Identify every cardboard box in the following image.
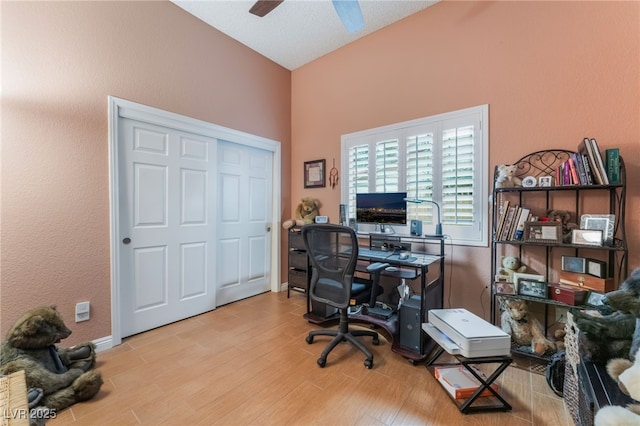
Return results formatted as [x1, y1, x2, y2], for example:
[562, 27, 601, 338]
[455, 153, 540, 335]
[559, 271, 615, 293]
[434, 365, 499, 399]
[549, 283, 588, 306]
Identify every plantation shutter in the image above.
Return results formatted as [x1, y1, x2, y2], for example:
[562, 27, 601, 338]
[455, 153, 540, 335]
[341, 105, 488, 246]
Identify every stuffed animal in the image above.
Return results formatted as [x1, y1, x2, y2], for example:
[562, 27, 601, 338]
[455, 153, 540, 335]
[0, 306, 103, 411]
[545, 209, 578, 243]
[601, 268, 640, 362]
[499, 297, 556, 355]
[571, 306, 635, 365]
[282, 196, 320, 229]
[495, 164, 522, 188]
[594, 348, 640, 426]
[497, 256, 527, 283]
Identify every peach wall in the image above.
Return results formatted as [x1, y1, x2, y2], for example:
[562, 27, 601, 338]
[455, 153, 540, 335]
[1, 1, 291, 343]
[292, 1, 640, 318]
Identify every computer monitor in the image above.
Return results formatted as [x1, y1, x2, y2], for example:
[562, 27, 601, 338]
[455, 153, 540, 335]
[355, 192, 407, 225]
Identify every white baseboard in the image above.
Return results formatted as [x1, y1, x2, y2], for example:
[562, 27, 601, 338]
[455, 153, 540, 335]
[93, 335, 113, 353]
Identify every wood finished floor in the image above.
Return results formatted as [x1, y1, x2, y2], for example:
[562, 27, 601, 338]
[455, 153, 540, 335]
[49, 291, 572, 425]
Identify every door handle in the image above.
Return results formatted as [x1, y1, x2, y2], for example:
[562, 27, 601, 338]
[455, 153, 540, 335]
[122, 237, 131, 244]
[266, 226, 271, 232]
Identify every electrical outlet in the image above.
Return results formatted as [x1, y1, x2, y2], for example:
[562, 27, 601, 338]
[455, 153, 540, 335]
[75, 301, 90, 322]
[555, 307, 567, 323]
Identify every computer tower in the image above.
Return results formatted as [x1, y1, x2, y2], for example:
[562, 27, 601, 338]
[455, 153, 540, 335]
[399, 295, 422, 351]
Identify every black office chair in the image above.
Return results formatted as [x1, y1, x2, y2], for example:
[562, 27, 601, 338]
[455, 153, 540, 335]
[301, 224, 388, 369]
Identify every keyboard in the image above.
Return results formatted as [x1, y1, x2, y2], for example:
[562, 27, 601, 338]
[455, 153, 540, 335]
[358, 248, 391, 259]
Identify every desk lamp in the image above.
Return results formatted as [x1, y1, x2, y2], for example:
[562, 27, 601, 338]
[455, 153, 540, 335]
[404, 197, 443, 236]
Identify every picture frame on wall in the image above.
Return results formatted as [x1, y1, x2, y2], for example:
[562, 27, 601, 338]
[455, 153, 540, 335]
[304, 159, 326, 188]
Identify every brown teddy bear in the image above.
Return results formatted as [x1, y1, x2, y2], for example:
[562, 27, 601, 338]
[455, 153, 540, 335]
[0, 306, 103, 412]
[545, 209, 578, 243]
[282, 196, 320, 229]
[499, 297, 556, 355]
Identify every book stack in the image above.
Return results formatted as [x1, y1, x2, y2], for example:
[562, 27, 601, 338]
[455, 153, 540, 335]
[576, 138, 609, 185]
[494, 201, 535, 241]
[434, 365, 499, 399]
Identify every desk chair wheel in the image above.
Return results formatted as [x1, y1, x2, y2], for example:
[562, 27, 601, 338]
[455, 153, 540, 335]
[306, 335, 314, 344]
[317, 357, 326, 368]
[364, 358, 373, 369]
[372, 336, 380, 345]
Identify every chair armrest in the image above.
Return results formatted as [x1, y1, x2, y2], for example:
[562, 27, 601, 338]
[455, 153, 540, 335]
[366, 262, 390, 274]
[365, 263, 390, 306]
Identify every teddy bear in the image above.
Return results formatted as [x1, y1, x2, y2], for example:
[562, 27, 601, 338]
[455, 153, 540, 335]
[545, 209, 578, 243]
[571, 306, 635, 365]
[282, 196, 320, 229]
[594, 347, 640, 426]
[498, 297, 556, 355]
[601, 268, 640, 362]
[497, 256, 527, 283]
[494, 164, 522, 188]
[0, 306, 103, 412]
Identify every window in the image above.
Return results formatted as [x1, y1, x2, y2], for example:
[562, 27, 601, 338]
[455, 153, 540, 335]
[341, 105, 489, 246]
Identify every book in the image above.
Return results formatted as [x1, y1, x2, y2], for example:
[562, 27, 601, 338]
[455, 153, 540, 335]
[589, 138, 609, 185]
[567, 157, 579, 185]
[495, 200, 510, 240]
[500, 205, 517, 241]
[512, 207, 531, 241]
[581, 153, 594, 185]
[605, 148, 620, 184]
[434, 365, 499, 399]
[572, 153, 588, 185]
[578, 137, 603, 185]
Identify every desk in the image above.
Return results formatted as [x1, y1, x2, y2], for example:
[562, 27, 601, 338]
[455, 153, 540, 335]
[304, 233, 445, 362]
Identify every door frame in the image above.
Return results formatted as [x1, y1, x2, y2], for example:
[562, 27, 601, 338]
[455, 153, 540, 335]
[108, 96, 281, 346]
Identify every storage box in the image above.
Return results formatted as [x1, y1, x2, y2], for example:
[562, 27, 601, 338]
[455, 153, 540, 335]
[559, 271, 615, 293]
[549, 283, 588, 306]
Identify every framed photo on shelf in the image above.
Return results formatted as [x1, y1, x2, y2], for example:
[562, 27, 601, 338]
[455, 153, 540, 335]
[572, 229, 603, 246]
[524, 222, 563, 244]
[512, 272, 545, 292]
[518, 280, 548, 299]
[304, 159, 326, 188]
[538, 176, 553, 187]
[495, 282, 516, 295]
[561, 256, 586, 274]
[587, 258, 607, 278]
[580, 214, 615, 244]
[586, 291, 606, 307]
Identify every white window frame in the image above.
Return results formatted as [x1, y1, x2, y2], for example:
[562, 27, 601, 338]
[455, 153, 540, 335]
[340, 105, 489, 246]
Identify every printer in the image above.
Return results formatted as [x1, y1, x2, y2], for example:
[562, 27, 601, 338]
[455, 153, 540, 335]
[424, 308, 510, 358]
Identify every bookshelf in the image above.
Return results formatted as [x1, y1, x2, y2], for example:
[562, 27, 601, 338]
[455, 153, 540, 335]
[490, 148, 628, 362]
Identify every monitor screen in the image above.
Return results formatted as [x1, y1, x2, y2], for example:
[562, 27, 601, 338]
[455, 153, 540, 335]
[356, 192, 407, 224]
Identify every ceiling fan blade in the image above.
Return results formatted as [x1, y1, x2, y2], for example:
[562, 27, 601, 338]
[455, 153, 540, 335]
[331, 0, 364, 34]
[249, 0, 284, 18]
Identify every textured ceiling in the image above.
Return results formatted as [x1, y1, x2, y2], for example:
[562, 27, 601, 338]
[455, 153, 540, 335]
[172, 1, 439, 70]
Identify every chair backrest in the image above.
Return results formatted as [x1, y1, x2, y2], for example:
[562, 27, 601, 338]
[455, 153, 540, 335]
[301, 224, 359, 309]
